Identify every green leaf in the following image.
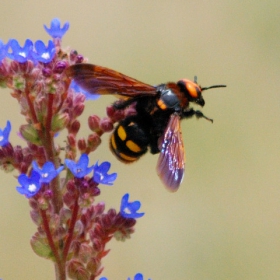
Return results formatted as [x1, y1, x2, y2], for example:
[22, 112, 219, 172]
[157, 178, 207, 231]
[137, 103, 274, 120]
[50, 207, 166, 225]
[30, 234, 55, 261]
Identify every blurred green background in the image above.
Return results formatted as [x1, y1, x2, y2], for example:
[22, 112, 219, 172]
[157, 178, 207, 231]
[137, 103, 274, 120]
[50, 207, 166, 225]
[0, 1, 280, 279]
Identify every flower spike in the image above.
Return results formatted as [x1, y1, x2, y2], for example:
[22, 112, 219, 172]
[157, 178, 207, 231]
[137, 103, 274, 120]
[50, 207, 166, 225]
[44, 18, 69, 39]
[0, 120, 11, 147]
[120, 193, 145, 219]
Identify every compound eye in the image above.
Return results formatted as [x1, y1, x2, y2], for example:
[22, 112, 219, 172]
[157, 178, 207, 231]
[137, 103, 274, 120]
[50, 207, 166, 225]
[186, 81, 200, 99]
[178, 79, 202, 100]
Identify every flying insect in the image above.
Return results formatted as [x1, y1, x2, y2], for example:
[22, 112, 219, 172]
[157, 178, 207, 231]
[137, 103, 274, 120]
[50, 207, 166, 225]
[66, 63, 226, 192]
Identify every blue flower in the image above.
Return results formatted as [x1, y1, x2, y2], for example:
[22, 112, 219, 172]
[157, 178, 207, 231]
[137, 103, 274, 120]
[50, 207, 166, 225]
[0, 40, 8, 61]
[70, 81, 100, 100]
[16, 170, 42, 198]
[7, 39, 34, 63]
[65, 154, 94, 178]
[93, 161, 117, 185]
[128, 273, 151, 280]
[0, 120, 11, 146]
[99, 273, 151, 280]
[44, 18, 69, 39]
[120, 193, 145, 219]
[32, 161, 64, 183]
[32, 40, 56, 63]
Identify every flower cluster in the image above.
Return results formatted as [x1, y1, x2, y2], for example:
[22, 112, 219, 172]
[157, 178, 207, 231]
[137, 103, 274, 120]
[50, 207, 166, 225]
[0, 18, 146, 280]
[0, 18, 69, 65]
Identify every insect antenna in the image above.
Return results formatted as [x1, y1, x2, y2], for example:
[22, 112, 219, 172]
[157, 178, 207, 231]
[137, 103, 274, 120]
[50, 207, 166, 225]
[201, 84, 227, 91]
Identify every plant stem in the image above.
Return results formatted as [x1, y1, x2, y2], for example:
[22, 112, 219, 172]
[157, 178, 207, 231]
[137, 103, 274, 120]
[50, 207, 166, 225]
[40, 209, 66, 280]
[44, 93, 63, 213]
[63, 195, 79, 260]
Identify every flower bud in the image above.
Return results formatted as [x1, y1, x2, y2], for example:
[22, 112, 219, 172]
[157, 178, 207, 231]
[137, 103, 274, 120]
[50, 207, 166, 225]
[92, 238, 103, 252]
[43, 189, 53, 200]
[1, 143, 14, 157]
[37, 197, 49, 210]
[87, 133, 101, 152]
[63, 192, 76, 207]
[73, 103, 85, 117]
[79, 243, 93, 263]
[106, 105, 125, 122]
[70, 50, 78, 62]
[67, 134, 76, 148]
[54, 61, 67, 74]
[67, 259, 90, 280]
[106, 105, 116, 119]
[14, 146, 23, 162]
[20, 124, 42, 145]
[19, 162, 29, 174]
[94, 202, 105, 216]
[86, 257, 102, 274]
[89, 223, 104, 240]
[74, 220, 84, 236]
[42, 67, 52, 77]
[99, 117, 114, 132]
[76, 54, 84, 63]
[59, 208, 72, 223]
[78, 138, 87, 152]
[88, 115, 100, 132]
[69, 120, 80, 135]
[51, 113, 70, 132]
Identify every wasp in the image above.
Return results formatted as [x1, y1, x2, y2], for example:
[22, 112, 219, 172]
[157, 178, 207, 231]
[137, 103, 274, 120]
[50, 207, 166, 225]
[66, 63, 226, 192]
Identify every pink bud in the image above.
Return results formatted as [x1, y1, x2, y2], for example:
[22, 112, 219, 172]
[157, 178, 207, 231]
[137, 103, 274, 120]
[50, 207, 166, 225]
[88, 115, 100, 131]
[42, 67, 52, 77]
[67, 134, 76, 148]
[74, 103, 85, 117]
[78, 138, 87, 152]
[67, 259, 90, 280]
[54, 61, 67, 74]
[87, 133, 101, 151]
[99, 117, 114, 132]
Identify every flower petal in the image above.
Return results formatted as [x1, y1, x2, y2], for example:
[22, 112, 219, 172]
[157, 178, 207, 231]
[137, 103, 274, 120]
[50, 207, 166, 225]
[0, 120, 11, 146]
[120, 193, 145, 219]
[44, 18, 69, 39]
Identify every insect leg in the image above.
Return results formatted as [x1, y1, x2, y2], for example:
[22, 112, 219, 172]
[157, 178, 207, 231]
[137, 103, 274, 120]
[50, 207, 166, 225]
[182, 108, 213, 123]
